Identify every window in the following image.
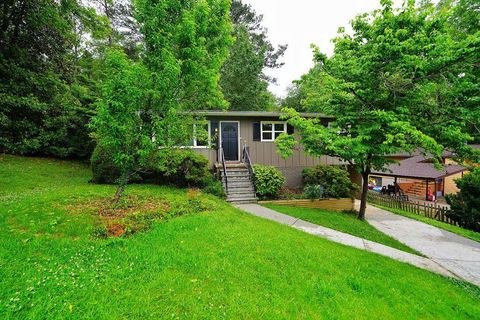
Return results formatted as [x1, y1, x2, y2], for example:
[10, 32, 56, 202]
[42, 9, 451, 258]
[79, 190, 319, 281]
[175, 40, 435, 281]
[261, 121, 286, 141]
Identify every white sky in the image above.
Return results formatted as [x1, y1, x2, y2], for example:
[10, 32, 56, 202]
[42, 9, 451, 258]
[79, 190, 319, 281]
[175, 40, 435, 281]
[242, 0, 402, 97]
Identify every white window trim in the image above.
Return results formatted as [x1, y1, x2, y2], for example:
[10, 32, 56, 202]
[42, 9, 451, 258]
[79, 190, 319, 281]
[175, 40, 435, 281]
[192, 121, 211, 148]
[260, 121, 287, 142]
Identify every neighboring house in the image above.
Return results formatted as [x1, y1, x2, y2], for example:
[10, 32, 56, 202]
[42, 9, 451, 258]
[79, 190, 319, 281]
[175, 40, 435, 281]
[188, 111, 342, 202]
[366, 150, 470, 200]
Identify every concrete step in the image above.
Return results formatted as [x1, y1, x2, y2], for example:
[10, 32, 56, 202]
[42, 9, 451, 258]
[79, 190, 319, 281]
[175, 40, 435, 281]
[224, 177, 251, 183]
[222, 175, 250, 180]
[227, 197, 258, 204]
[228, 190, 255, 196]
[222, 171, 250, 176]
[227, 183, 254, 189]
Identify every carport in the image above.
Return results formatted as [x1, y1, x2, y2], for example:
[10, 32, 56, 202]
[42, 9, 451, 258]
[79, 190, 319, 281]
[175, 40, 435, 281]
[370, 156, 467, 201]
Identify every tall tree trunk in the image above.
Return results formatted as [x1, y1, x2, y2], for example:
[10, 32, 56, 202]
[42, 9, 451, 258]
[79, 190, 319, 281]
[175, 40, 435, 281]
[358, 170, 370, 220]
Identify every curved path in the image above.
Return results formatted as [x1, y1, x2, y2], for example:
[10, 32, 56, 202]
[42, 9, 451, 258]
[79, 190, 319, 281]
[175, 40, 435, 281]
[361, 201, 480, 286]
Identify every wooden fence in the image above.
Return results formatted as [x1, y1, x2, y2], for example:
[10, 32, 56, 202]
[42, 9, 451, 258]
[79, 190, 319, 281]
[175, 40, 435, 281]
[367, 191, 458, 226]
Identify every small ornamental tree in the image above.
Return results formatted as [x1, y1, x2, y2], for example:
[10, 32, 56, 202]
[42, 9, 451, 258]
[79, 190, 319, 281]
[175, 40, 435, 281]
[92, 0, 232, 202]
[90, 49, 153, 202]
[276, 1, 480, 220]
[446, 169, 480, 232]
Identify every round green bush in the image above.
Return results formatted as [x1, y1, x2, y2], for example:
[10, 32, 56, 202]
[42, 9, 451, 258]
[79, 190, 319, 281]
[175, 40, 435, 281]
[252, 164, 286, 199]
[302, 165, 357, 198]
[146, 149, 210, 187]
[91, 146, 213, 188]
[90, 144, 121, 184]
[446, 168, 480, 232]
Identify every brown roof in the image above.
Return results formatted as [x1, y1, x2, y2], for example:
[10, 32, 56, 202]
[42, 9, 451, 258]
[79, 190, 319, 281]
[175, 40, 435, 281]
[372, 155, 467, 180]
[387, 149, 453, 158]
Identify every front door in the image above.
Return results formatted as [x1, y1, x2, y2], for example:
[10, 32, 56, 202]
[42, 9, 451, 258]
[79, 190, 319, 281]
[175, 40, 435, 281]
[221, 122, 239, 161]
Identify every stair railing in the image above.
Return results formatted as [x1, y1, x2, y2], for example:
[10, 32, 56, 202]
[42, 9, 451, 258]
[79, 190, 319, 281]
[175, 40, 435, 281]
[219, 147, 228, 191]
[241, 144, 256, 195]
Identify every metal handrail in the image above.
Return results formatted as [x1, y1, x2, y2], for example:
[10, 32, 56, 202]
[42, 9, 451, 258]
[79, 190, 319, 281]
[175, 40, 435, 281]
[220, 147, 228, 191]
[242, 144, 256, 194]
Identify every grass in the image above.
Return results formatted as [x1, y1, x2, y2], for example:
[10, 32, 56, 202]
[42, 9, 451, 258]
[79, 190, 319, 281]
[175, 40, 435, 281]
[372, 204, 480, 243]
[0, 154, 479, 319]
[263, 204, 421, 255]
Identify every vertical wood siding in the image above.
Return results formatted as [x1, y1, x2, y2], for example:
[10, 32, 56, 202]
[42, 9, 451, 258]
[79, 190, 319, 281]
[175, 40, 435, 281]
[192, 116, 343, 187]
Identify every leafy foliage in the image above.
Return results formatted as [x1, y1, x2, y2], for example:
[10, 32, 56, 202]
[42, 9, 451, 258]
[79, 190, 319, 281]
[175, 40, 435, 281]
[302, 185, 326, 200]
[136, 0, 233, 112]
[90, 0, 233, 200]
[220, 25, 276, 111]
[89, 49, 152, 199]
[90, 144, 122, 184]
[446, 169, 480, 232]
[0, 0, 102, 158]
[220, 0, 286, 110]
[200, 175, 226, 198]
[277, 0, 480, 219]
[91, 144, 217, 192]
[147, 149, 211, 187]
[303, 165, 357, 198]
[252, 164, 285, 199]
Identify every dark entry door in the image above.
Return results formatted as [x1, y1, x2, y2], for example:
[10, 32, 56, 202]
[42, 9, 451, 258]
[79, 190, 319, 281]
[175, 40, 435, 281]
[221, 122, 239, 161]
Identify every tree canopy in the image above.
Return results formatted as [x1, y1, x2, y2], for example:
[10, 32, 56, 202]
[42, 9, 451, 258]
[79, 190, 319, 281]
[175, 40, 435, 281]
[220, 0, 286, 111]
[277, 0, 480, 219]
[90, 0, 233, 200]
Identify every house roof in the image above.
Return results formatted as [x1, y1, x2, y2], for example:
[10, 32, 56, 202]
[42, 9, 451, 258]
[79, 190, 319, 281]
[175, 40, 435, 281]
[371, 155, 467, 180]
[387, 149, 454, 158]
[190, 110, 333, 119]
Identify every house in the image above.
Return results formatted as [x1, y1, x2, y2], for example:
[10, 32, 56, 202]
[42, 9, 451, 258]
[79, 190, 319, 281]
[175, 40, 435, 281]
[188, 110, 342, 202]
[367, 150, 470, 201]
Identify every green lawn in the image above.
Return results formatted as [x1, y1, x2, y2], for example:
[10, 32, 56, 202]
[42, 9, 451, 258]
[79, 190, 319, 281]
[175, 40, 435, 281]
[263, 204, 421, 255]
[1, 155, 480, 319]
[372, 204, 480, 243]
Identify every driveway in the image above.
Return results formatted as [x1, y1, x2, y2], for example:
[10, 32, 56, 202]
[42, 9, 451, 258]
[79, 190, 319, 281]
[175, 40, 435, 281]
[362, 202, 480, 286]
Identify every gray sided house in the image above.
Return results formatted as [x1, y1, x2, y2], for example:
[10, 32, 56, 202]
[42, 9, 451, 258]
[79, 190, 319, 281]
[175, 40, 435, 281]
[187, 111, 342, 202]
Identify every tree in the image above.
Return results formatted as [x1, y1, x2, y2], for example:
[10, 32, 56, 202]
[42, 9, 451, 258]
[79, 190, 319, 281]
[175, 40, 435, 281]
[87, 0, 143, 59]
[91, 0, 232, 201]
[220, 25, 276, 111]
[220, 0, 286, 110]
[135, 0, 233, 112]
[90, 49, 152, 202]
[445, 168, 480, 232]
[0, 0, 99, 157]
[276, 1, 480, 219]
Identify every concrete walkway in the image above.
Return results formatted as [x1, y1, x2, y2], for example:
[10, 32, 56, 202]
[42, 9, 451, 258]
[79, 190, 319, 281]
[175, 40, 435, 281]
[236, 204, 455, 279]
[362, 202, 480, 286]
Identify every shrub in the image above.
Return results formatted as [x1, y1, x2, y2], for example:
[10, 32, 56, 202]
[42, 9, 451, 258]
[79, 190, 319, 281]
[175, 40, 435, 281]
[91, 146, 212, 188]
[252, 164, 286, 199]
[302, 165, 357, 198]
[200, 175, 226, 198]
[147, 149, 210, 187]
[303, 184, 325, 199]
[91, 144, 121, 184]
[446, 169, 480, 232]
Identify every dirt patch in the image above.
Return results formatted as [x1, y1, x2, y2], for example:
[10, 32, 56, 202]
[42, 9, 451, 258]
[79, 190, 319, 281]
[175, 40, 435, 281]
[106, 223, 126, 237]
[66, 192, 215, 238]
[66, 195, 170, 238]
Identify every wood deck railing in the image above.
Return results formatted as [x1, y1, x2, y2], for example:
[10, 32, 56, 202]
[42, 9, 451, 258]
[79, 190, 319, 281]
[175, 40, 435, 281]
[367, 191, 458, 226]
